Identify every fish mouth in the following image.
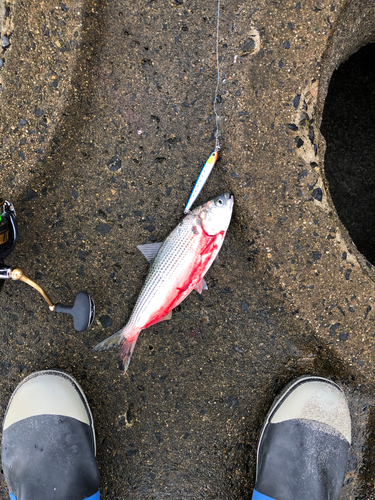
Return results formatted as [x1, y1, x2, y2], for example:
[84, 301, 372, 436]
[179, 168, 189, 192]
[220, 192, 234, 209]
[226, 192, 234, 207]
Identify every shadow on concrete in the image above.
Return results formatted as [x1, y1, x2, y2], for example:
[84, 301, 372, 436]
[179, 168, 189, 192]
[321, 43, 375, 265]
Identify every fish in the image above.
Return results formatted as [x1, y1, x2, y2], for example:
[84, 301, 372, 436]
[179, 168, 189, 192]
[94, 192, 234, 373]
[184, 149, 219, 213]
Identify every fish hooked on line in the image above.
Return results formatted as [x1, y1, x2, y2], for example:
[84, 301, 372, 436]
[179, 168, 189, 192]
[94, 193, 234, 374]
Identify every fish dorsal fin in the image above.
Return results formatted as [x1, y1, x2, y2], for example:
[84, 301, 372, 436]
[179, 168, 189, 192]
[137, 242, 163, 262]
[194, 277, 208, 294]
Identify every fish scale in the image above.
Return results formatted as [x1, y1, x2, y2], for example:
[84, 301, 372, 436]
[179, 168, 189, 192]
[94, 193, 234, 374]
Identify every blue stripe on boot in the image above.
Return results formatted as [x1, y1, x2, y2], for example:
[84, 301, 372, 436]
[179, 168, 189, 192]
[252, 490, 276, 500]
[86, 492, 100, 500]
[9, 491, 100, 500]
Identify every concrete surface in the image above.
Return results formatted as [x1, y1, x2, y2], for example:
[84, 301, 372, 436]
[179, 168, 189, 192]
[1, 0, 375, 498]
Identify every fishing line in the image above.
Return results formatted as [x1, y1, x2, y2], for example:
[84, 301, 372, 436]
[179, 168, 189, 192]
[213, 0, 221, 149]
[184, 0, 222, 214]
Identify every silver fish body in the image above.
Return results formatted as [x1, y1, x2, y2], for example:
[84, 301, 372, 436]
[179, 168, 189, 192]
[94, 192, 234, 373]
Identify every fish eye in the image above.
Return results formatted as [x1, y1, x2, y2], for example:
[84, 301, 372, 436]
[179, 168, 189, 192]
[215, 197, 224, 207]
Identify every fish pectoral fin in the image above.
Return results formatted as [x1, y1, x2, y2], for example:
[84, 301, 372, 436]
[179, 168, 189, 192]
[137, 242, 163, 262]
[194, 277, 208, 294]
[148, 310, 173, 327]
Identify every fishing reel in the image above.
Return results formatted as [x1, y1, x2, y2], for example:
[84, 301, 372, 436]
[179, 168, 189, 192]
[0, 197, 95, 331]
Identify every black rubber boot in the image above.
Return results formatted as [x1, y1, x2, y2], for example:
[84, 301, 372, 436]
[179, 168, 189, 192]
[252, 376, 351, 500]
[2, 370, 100, 500]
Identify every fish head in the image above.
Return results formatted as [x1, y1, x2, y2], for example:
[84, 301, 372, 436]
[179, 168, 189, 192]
[196, 193, 234, 235]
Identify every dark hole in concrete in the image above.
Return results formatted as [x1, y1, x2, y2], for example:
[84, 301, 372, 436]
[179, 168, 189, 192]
[321, 43, 375, 264]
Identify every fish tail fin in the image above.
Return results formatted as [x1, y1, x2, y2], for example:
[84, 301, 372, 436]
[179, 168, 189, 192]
[120, 334, 139, 374]
[93, 325, 141, 374]
[93, 328, 125, 351]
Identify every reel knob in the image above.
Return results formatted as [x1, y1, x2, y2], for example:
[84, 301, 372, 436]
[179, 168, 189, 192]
[54, 292, 95, 332]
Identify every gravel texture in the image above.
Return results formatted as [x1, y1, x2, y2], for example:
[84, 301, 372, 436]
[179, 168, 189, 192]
[1, 0, 375, 498]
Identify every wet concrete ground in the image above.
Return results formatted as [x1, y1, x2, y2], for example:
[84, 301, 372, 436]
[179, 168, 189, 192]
[1, 0, 375, 498]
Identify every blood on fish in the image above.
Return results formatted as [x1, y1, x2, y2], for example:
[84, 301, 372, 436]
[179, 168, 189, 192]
[143, 230, 222, 330]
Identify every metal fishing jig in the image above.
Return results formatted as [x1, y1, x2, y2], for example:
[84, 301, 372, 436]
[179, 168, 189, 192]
[0, 197, 95, 331]
[184, 141, 220, 214]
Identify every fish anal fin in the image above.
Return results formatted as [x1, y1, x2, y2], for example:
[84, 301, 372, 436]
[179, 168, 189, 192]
[137, 242, 163, 262]
[148, 310, 173, 327]
[194, 277, 208, 294]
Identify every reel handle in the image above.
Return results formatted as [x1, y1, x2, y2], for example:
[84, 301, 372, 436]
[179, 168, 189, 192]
[0, 267, 95, 332]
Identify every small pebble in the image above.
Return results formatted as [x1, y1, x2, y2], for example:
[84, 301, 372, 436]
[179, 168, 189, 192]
[107, 154, 122, 172]
[96, 222, 111, 236]
[286, 123, 298, 131]
[100, 315, 113, 328]
[312, 187, 323, 202]
[292, 94, 301, 109]
[240, 38, 256, 54]
[2, 35, 10, 48]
